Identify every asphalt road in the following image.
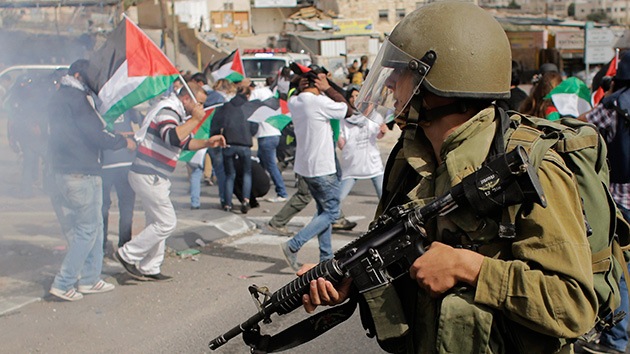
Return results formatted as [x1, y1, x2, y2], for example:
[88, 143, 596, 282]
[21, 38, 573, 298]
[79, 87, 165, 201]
[0, 112, 401, 353]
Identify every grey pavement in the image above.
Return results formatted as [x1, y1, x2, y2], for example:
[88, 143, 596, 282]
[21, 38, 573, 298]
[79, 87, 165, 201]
[0, 113, 401, 317]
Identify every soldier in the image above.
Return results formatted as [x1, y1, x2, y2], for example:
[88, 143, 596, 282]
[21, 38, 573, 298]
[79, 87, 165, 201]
[300, 2, 597, 353]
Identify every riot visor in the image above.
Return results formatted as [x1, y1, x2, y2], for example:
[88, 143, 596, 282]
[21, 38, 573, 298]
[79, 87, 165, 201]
[355, 39, 434, 122]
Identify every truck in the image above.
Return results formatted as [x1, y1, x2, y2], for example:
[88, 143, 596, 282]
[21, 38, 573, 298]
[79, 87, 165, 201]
[241, 48, 312, 86]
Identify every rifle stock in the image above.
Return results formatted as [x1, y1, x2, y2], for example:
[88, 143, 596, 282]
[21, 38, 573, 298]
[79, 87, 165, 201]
[209, 145, 545, 351]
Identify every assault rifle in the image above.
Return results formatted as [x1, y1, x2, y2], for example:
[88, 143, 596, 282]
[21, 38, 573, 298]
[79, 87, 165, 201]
[209, 146, 547, 352]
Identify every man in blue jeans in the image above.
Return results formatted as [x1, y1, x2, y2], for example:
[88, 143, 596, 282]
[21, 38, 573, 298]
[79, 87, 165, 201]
[48, 59, 135, 301]
[280, 69, 353, 270]
[256, 121, 288, 202]
[210, 86, 259, 213]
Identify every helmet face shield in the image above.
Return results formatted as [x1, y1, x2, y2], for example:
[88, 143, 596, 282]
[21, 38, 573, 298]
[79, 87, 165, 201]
[355, 39, 431, 121]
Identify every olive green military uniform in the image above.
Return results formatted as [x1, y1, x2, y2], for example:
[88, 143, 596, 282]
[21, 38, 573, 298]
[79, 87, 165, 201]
[371, 107, 598, 353]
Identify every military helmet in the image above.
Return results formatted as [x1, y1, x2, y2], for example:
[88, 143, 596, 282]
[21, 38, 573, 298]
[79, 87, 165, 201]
[356, 2, 511, 118]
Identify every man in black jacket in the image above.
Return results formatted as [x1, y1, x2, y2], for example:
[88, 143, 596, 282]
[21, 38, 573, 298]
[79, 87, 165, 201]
[210, 85, 259, 213]
[48, 59, 136, 301]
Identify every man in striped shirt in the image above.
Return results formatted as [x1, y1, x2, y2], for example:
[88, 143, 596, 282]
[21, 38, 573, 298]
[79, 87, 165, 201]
[116, 85, 225, 281]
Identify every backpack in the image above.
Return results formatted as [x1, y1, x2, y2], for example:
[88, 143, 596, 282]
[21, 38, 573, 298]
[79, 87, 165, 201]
[602, 87, 630, 183]
[502, 109, 630, 332]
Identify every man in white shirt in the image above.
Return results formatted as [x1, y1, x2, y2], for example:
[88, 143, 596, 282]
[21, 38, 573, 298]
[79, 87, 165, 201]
[280, 71, 352, 270]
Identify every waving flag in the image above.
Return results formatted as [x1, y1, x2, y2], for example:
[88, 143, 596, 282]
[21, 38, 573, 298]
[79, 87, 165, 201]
[207, 49, 245, 83]
[86, 17, 179, 126]
[544, 77, 592, 120]
[179, 105, 221, 162]
[592, 54, 618, 106]
[243, 96, 292, 131]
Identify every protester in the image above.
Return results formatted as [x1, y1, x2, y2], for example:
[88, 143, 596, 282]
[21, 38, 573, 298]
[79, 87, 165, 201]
[210, 85, 258, 213]
[266, 174, 311, 236]
[337, 86, 386, 203]
[576, 52, 630, 354]
[279, 67, 352, 271]
[185, 75, 225, 210]
[48, 59, 135, 301]
[275, 66, 292, 100]
[299, 3, 598, 353]
[190, 72, 224, 107]
[115, 85, 225, 281]
[519, 71, 563, 118]
[101, 108, 143, 255]
[206, 78, 236, 209]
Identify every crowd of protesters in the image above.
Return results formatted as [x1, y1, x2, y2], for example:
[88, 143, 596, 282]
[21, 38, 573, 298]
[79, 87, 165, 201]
[7, 54, 626, 310]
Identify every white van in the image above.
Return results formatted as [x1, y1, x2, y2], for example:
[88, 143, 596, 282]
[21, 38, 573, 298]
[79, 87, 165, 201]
[241, 48, 311, 86]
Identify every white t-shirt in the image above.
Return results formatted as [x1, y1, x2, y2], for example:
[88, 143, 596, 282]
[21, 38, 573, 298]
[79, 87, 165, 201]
[339, 111, 384, 180]
[289, 91, 348, 178]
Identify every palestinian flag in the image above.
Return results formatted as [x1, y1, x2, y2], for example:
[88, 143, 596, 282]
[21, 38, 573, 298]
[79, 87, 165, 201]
[243, 95, 292, 131]
[592, 54, 618, 106]
[544, 77, 592, 121]
[86, 17, 179, 127]
[207, 49, 245, 83]
[179, 105, 221, 162]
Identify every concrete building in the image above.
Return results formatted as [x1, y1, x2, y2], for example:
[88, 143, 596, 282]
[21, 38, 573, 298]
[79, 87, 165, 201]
[575, 0, 630, 24]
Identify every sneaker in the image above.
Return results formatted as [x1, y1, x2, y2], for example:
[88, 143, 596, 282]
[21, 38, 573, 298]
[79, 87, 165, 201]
[581, 341, 624, 354]
[223, 205, 232, 212]
[266, 222, 293, 237]
[115, 250, 150, 281]
[78, 280, 115, 294]
[191, 205, 200, 210]
[143, 273, 173, 281]
[280, 241, 299, 271]
[332, 218, 357, 231]
[241, 201, 250, 214]
[265, 196, 287, 203]
[50, 287, 83, 301]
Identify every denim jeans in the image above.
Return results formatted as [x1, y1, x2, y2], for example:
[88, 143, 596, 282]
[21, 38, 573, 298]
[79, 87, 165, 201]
[187, 163, 203, 208]
[287, 173, 340, 262]
[339, 174, 384, 201]
[208, 147, 227, 206]
[223, 145, 252, 208]
[599, 204, 630, 351]
[257, 136, 288, 198]
[52, 174, 104, 291]
[102, 167, 135, 249]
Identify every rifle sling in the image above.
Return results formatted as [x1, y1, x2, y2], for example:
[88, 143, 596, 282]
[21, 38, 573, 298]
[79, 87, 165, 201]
[243, 296, 359, 353]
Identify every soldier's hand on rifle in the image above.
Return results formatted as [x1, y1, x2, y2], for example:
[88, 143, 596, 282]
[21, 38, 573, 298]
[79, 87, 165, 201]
[409, 241, 484, 298]
[298, 264, 353, 314]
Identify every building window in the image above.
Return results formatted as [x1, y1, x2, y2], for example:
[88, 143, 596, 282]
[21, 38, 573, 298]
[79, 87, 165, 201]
[224, 2, 233, 10]
[378, 9, 389, 22]
[396, 8, 406, 20]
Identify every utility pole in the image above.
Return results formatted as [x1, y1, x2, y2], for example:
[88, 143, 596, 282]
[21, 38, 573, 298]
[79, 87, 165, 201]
[171, 0, 179, 67]
[159, 0, 167, 51]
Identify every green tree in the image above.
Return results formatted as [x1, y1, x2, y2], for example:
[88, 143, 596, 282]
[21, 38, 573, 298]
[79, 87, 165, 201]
[508, 0, 521, 10]
[587, 10, 608, 22]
